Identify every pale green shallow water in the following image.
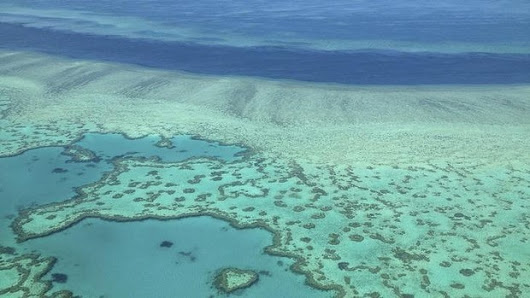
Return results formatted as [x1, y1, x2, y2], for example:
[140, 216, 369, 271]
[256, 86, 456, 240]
[3, 130, 528, 297]
[25, 217, 331, 298]
[0, 52, 529, 297]
[0, 133, 331, 297]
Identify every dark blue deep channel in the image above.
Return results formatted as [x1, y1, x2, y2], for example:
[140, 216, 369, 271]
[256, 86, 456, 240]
[1, 22, 530, 85]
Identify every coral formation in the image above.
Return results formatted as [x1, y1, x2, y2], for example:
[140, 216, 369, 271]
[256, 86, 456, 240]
[1, 50, 529, 297]
[10, 154, 530, 297]
[0, 253, 73, 297]
[62, 145, 100, 163]
[214, 267, 259, 293]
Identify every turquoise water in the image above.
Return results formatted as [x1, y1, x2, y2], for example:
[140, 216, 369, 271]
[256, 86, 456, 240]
[23, 216, 330, 297]
[75, 133, 245, 162]
[0, 1, 529, 297]
[0, 133, 326, 297]
[0, 133, 242, 220]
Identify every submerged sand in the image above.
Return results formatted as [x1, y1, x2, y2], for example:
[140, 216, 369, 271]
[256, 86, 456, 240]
[1, 50, 529, 165]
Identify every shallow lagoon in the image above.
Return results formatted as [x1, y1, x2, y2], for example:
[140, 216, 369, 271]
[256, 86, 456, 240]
[0, 133, 243, 222]
[6, 129, 528, 297]
[75, 133, 245, 162]
[0, 133, 327, 297]
[25, 216, 331, 297]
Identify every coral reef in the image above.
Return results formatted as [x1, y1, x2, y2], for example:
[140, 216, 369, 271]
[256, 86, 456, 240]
[62, 145, 100, 163]
[1, 50, 529, 297]
[214, 267, 259, 293]
[0, 252, 73, 297]
[10, 154, 530, 297]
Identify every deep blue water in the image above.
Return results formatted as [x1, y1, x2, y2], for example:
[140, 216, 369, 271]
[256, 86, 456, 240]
[2, 0, 530, 45]
[0, 146, 109, 220]
[1, 22, 530, 85]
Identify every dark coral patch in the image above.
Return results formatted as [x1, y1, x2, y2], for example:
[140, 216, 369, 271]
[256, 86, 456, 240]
[459, 268, 475, 276]
[51, 273, 68, 283]
[349, 234, 364, 242]
[160, 241, 174, 248]
[338, 262, 349, 270]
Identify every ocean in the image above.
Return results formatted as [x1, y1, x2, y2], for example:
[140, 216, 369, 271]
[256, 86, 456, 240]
[0, 1, 529, 297]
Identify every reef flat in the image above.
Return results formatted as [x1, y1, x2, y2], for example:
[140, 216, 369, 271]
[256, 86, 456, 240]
[0, 250, 72, 297]
[214, 268, 259, 293]
[11, 154, 530, 296]
[1, 50, 529, 297]
[1, 50, 529, 165]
